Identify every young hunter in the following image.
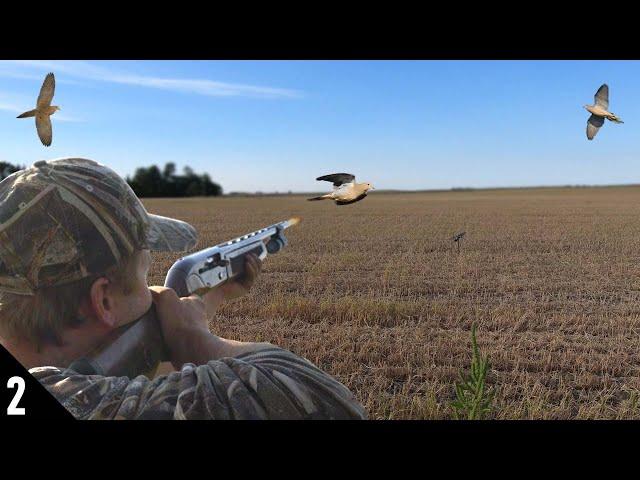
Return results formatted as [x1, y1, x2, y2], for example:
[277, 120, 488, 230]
[0, 158, 367, 420]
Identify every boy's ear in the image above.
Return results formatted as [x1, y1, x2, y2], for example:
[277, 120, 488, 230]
[89, 277, 118, 329]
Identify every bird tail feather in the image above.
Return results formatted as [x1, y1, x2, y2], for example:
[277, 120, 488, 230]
[17, 109, 37, 119]
[307, 194, 331, 201]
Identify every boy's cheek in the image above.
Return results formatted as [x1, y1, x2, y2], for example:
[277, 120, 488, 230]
[120, 288, 153, 327]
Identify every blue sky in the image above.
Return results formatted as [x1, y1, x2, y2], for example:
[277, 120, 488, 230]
[0, 60, 639, 192]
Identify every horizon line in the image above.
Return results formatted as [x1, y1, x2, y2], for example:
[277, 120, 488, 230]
[169, 182, 640, 197]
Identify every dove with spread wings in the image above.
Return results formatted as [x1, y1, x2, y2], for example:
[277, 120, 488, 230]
[584, 84, 624, 141]
[17, 72, 60, 147]
[308, 173, 374, 205]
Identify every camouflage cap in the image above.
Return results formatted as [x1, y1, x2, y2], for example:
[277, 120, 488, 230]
[0, 158, 198, 295]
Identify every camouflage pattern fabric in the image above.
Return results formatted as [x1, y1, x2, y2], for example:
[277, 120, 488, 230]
[0, 158, 197, 296]
[31, 346, 368, 420]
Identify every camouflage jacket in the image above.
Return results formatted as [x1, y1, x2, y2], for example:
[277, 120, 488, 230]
[30, 346, 367, 420]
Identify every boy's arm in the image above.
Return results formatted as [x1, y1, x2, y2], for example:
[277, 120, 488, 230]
[152, 253, 266, 376]
[31, 345, 368, 420]
[148, 253, 271, 370]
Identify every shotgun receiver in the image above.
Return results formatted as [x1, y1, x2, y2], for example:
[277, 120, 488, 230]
[68, 217, 300, 379]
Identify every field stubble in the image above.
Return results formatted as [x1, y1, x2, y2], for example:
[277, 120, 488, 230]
[144, 187, 640, 419]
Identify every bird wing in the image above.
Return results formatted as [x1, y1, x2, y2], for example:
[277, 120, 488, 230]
[36, 114, 52, 146]
[586, 114, 604, 140]
[333, 183, 354, 198]
[594, 84, 609, 110]
[316, 173, 355, 187]
[37, 73, 56, 109]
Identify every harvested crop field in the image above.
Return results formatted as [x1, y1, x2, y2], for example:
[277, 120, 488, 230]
[143, 186, 640, 419]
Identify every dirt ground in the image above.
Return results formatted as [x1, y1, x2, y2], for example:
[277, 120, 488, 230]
[143, 186, 640, 419]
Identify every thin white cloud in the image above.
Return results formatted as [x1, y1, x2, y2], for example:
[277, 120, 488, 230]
[1, 60, 302, 99]
[0, 101, 21, 113]
[0, 67, 84, 85]
[50, 114, 83, 123]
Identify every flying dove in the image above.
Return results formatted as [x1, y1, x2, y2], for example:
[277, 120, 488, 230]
[584, 84, 623, 141]
[307, 173, 374, 205]
[16, 72, 60, 147]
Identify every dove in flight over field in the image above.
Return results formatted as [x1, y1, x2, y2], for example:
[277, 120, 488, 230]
[16, 72, 60, 147]
[584, 84, 624, 140]
[307, 173, 374, 205]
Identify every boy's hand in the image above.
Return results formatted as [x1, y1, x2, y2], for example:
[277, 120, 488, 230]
[149, 286, 210, 369]
[219, 253, 262, 301]
[149, 287, 208, 335]
[149, 277, 272, 368]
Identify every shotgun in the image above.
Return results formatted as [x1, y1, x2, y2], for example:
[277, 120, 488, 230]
[68, 217, 300, 379]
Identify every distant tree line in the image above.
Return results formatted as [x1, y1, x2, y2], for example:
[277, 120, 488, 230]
[0, 161, 222, 198]
[0, 161, 25, 181]
[125, 163, 223, 197]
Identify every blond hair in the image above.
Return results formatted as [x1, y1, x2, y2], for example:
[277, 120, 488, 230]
[0, 251, 141, 349]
